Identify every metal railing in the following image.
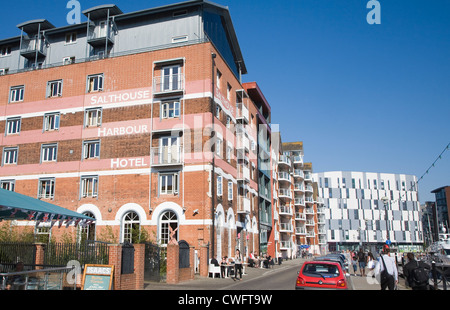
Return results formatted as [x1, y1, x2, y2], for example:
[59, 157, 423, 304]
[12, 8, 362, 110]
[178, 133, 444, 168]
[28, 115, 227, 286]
[151, 146, 182, 165]
[0, 266, 76, 290]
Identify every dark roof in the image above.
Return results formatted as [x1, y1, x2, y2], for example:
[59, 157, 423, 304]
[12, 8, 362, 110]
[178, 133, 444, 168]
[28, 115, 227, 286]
[16, 19, 55, 34]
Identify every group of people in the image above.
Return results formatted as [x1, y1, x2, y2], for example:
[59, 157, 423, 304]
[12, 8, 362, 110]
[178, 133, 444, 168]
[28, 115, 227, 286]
[248, 252, 274, 268]
[346, 246, 431, 290]
[210, 249, 244, 281]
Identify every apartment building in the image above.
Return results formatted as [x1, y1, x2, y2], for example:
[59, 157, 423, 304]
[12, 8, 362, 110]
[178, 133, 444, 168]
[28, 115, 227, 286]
[0, 1, 266, 260]
[270, 139, 322, 258]
[313, 171, 424, 253]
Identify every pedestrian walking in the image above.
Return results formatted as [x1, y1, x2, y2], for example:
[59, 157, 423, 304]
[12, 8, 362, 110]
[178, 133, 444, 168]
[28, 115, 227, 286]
[374, 246, 398, 290]
[367, 252, 375, 271]
[403, 252, 430, 290]
[233, 249, 243, 281]
[357, 248, 366, 277]
[352, 251, 358, 276]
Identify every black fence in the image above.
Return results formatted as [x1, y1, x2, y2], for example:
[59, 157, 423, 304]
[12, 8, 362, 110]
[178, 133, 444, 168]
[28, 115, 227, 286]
[43, 241, 110, 268]
[0, 242, 36, 269]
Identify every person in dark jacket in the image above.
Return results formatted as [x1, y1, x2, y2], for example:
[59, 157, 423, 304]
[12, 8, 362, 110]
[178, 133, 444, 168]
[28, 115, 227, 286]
[403, 252, 430, 290]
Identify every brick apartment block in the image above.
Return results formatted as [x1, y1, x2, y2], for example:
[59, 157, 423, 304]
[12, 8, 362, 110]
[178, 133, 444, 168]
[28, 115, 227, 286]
[0, 0, 321, 265]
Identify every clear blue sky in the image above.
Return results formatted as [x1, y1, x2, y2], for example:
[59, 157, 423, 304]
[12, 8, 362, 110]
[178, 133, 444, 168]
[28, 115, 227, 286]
[1, 0, 449, 202]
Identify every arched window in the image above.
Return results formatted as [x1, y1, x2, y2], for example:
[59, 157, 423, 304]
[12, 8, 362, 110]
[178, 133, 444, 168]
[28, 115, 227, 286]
[160, 211, 178, 246]
[123, 211, 140, 243]
[79, 211, 96, 243]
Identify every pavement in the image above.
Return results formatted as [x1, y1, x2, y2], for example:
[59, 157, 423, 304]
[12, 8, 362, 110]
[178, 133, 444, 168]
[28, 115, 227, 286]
[144, 257, 411, 290]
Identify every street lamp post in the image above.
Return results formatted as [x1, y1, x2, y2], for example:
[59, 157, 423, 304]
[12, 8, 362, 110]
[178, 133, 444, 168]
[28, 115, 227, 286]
[381, 197, 390, 243]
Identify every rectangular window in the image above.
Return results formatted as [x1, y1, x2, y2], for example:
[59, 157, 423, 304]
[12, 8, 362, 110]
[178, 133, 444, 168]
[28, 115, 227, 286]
[87, 74, 104, 93]
[6, 117, 21, 135]
[0, 180, 15, 191]
[81, 176, 99, 198]
[65, 32, 77, 44]
[38, 178, 55, 199]
[227, 83, 232, 100]
[83, 140, 100, 159]
[162, 65, 181, 91]
[3, 147, 18, 165]
[159, 173, 179, 195]
[41, 144, 58, 163]
[228, 181, 233, 201]
[46, 80, 63, 98]
[217, 176, 223, 196]
[63, 56, 75, 65]
[216, 137, 222, 157]
[85, 108, 102, 127]
[226, 146, 232, 162]
[9, 86, 24, 103]
[172, 35, 188, 43]
[216, 69, 222, 89]
[0, 68, 9, 75]
[161, 101, 180, 119]
[0, 46, 11, 57]
[43, 113, 60, 131]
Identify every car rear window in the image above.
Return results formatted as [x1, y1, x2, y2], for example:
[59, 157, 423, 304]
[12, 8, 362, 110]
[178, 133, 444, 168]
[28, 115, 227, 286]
[302, 263, 340, 278]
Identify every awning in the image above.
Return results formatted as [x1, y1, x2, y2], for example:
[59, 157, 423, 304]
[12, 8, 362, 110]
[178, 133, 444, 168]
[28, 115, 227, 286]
[0, 189, 94, 227]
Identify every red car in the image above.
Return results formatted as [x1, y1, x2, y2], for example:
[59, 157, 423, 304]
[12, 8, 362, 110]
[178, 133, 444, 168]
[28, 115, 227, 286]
[295, 260, 349, 290]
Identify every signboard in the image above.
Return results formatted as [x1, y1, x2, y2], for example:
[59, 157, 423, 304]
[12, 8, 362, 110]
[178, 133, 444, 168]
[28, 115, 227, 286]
[386, 240, 391, 245]
[82, 264, 114, 290]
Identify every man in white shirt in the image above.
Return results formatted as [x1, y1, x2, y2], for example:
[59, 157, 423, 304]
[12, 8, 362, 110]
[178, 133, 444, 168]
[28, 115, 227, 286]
[374, 246, 398, 290]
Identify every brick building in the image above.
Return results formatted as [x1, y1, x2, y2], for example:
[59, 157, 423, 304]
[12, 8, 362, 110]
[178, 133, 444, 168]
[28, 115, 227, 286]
[0, 1, 269, 261]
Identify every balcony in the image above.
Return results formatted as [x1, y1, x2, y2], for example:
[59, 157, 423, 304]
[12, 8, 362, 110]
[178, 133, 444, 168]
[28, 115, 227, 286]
[279, 206, 292, 216]
[296, 227, 306, 235]
[305, 197, 314, 205]
[20, 38, 47, 60]
[294, 198, 305, 206]
[306, 231, 315, 238]
[237, 196, 251, 214]
[304, 172, 312, 181]
[278, 155, 291, 167]
[236, 103, 249, 124]
[151, 146, 182, 166]
[295, 213, 306, 221]
[305, 185, 314, 193]
[319, 237, 327, 245]
[279, 223, 293, 232]
[306, 219, 315, 226]
[292, 155, 303, 164]
[278, 171, 292, 183]
[294, 183, 304, 192]
[87, 27, 115, 48]
[152, 73, 185, 96]
[293, 169, 304, 179]
[236, 133, 250, 152]
[237, 165, 250, 182]
[305, 207, 315, 215]
[278, 188, 292, 199]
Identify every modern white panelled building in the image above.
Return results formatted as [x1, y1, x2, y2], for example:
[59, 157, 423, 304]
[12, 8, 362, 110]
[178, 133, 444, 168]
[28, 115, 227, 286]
[312, 171, 424, 253]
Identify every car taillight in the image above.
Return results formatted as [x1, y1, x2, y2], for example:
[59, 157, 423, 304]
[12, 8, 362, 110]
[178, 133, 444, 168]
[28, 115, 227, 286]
[296, 277, 305, 286]
[337, 279, 346, 288]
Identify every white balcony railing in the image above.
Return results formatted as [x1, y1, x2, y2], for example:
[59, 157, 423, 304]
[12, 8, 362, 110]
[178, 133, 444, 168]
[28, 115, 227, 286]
[279, 188, 292, 199]
[293, 169, 304, 178]
[236, 103, 249, 124]
[279, 223, 293, 232]
[296, 227, 306, 235]
[151, 146, 182, 165]
[278, 155, 291, 166]
[279, 206, 292, 216]
[295, 213, 306, 221]
[294, 198, 305, 206]
[278, 172, 292, 183]
[152, 73, 185, 95]
[237, 196, 251, 214]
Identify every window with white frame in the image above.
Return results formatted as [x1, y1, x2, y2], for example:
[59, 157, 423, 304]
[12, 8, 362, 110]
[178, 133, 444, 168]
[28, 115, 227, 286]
[227, 83, 232, 100]
[6, 117, 21, 135]
[65, 32, 77, 44]
[161, 101, 180, 119]
[87, 74, 104, 93]
[83, 140, 100, 159]
[216, 69, 222, 89]
[159, 172, 179, 195]
[228, 181, 233, 201]
[63, 56, 75, 65]
[85, 108, 102, 127]
[0, 46, 11, 57]
[80, 175, 99, 198]
[217, 175, 223, 196]
[38, 178, 55, 199]
[226, 145, 232, 163]
[122, 211, 140, 244]
[3, 147, 18, 165]
[43, 113, 60, 131]
[46, 80, 63, 98]
[159, 210, 178, 246]
[216, 137, 222, 157]
[0, 180, 15, 191]
[9, 86, 24, 103]
[215, 105, 221, 119]
[162, 65, 181, 92]
[41, 144, 58, 163]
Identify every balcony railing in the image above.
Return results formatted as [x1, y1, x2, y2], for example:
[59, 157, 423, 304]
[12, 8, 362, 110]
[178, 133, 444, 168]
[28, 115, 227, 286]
[278, 155, 291, 166]
[306, 219, 315, 226]
[237, 196, 251, 214]
[295, 213, 306, 221]
[20, 38, 47, 60]
[152, 73, 185, 95]
[296, 227, 306, 235]
[294, 183, 304, 191]
[236, 103, 249, 124]
[279, 206, 292, 216]
[87, 27, 115, 47]
[278, 188, 292, 199]
[294, 198, 305, 206]
[280, 241, 291, 249]
[278, 172, 292, 183]
[279, 223, 293, 232]
[151, 146, 182, 166]
[237, 165, 250, 182]
[292, 155, 303, 164]
[305, 207, 315, 215]
[293, 169, 304, 178]
[236, 133, 250, 152]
